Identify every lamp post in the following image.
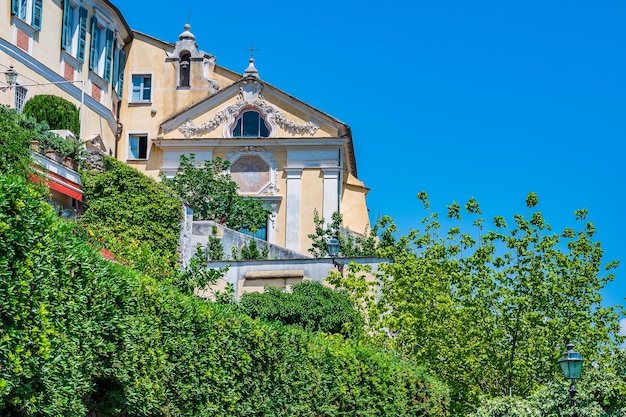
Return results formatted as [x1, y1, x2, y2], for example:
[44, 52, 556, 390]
[558, 342, 583, 404]
[1, 66, 84, 139]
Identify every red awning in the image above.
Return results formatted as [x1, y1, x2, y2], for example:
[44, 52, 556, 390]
[29, 172, 83, 202]
[48, 180, 83, 201]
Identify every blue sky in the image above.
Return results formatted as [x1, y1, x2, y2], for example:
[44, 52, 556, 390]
[116, 1, 625, 320]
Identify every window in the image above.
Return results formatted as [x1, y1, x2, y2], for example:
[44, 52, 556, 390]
[89, 15, 114, 82]
[128, 134, 148, 159]
[11, 0, 42, 30]
[232, 110, 270, 138]
[61, 1, 87, 62]
[179, 53, 191, 87]
[131, 75, 151, 102]
[15, 86, 27, 113]
[239, 224, 268, 241]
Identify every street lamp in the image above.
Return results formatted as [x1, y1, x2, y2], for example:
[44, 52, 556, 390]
[558, 342, 583, 402]
[327, 237, 343, 273]
[1, 66, 84, 139]
[327, 237, 340, 258]
[3, 65, 18, 90]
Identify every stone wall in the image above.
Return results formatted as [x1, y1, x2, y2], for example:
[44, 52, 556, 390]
[185, 220, 306, 266]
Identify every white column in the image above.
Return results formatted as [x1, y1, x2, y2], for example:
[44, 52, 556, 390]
[322, 167, 340, 226]
[285, 168, 302, 252]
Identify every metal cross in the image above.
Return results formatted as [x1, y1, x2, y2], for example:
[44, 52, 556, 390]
[245, 43, 260, 58]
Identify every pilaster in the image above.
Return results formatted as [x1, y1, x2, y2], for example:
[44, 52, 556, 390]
[285, 167, 303, 252]
[322, 167, 340, 226]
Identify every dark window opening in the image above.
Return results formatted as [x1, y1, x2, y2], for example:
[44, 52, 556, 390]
[232, 110, 270, 137]
[179, 53, 190, 87]
[129, 135, 148, 159]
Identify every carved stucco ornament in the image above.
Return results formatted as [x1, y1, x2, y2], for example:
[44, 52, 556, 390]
[178, 98, 321, 138]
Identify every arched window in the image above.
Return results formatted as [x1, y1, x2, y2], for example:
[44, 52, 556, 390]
[232, 110, 270, 137]
[179, 52, 190, 87]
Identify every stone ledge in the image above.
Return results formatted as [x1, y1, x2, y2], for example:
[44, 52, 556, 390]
[245, 270, 304, 280]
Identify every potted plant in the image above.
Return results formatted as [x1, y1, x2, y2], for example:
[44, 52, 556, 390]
[30, 140, 41, 153]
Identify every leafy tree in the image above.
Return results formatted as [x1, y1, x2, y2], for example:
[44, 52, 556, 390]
[22, 94, 80, 136]
[308, 209, 378, 258]
[334, 192, 623, 414]
[240, 281, 364, 336]
[161, 154, 270, 231]
[326, 262, 385, 340]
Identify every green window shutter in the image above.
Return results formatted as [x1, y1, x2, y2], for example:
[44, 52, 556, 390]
[117, 49, 126, 99]
[104, 29, 113, 82]
[112, 38, 118, 90]
[61, 0, 70, 50]
[76, 7, 87, 62]
[32, 0, 43, 30]
[89, 15, 98, 71]
[11, 0, 18, 16]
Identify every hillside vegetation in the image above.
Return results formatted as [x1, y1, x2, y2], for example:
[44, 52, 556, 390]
[0, 106, 449, 416]
[0, 174, 448, 416]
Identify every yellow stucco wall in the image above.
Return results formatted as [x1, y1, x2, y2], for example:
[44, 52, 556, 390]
[299, 168, 325, 251]
[341, 173, 371, 235]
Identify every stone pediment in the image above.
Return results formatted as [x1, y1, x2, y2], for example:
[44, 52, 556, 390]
[177, 97, 321, 139]
[160, 78, 347, 140]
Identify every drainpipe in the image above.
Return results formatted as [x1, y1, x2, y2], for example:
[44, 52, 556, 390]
[114, 120, 122, 158]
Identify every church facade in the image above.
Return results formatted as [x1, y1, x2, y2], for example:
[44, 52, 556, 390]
[1, 1, 371, 256]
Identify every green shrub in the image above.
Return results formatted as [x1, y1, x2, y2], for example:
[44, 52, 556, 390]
[230, 238, 269, 261]
[80, 156, 183, 274]
[0, 104, 85, 167]
[22, 94, 80, 136]
[240, 280, 365, 337]
[39, 131, 85, 161]
[0, 105, 34, 177]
